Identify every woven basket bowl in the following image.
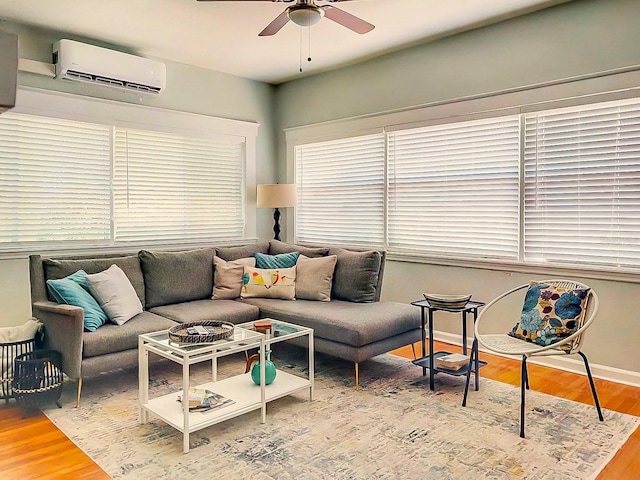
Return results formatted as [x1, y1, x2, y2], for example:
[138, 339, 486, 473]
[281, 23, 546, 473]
[168, 320, 234, 344]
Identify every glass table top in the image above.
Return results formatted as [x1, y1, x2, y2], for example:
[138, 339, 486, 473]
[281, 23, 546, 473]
[141, 325, 263, 353]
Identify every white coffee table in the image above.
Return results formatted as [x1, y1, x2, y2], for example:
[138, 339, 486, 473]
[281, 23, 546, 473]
[138, 319, 313, 453]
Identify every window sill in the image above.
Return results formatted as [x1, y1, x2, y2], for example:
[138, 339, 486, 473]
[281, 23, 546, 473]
[387, 251, 640, 285]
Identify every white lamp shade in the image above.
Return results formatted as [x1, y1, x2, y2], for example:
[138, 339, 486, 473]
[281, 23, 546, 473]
[257, 184, 298, 208]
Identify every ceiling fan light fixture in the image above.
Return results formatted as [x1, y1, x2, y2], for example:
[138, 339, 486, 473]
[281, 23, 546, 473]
[288, 6, 323, 27]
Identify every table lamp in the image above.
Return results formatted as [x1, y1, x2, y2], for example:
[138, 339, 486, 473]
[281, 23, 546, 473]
[257, 184, 298, 241]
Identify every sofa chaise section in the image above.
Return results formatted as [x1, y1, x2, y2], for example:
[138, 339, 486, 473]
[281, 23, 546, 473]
[241, 298, 421, 385]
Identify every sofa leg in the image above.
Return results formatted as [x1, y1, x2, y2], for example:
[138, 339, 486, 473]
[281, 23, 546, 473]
[355, 362, 359, 391]
[75, 377, 83, 408]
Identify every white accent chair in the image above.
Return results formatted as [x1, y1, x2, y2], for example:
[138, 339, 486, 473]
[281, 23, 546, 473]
[462, 279, 603, 438]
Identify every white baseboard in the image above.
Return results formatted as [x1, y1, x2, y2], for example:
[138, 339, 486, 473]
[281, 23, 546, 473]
[433, 331, 640, 389]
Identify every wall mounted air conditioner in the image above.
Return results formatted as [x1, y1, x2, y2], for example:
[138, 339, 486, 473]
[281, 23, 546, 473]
[53, 39, 166, 94]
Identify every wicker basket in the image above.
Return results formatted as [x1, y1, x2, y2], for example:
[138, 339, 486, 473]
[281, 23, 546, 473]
[168, 320, 234, 344]
[12, 349, 64, 414]
[1, 338, 36, 402]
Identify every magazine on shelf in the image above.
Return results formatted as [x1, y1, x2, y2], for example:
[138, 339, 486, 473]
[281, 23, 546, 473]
[435, 353, 469, 371]
[177, 387, 235, 412]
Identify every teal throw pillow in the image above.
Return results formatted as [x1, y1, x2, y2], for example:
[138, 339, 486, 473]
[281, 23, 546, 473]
[254, 251, 300, 269]
[46, 270, 108, 332]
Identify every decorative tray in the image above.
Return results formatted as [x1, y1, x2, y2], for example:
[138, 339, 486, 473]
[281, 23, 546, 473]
[168, 320, 234, 344]
[422, 293, 472, 309]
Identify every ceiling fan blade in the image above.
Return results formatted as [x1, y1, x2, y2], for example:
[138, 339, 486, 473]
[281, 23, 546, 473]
[259, 10, 291, 36]
[320, 5, 374, 34]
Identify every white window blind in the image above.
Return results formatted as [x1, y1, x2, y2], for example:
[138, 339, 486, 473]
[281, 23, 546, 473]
[0, 112, 111, 248]
[524, 98, 640, 269]
[295, 133, 385, 246]
[387, 116, 521, 259]
[114, 128, 245, 243]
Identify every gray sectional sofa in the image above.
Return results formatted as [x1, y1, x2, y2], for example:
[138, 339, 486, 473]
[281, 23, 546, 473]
[29, 240, 421, 405]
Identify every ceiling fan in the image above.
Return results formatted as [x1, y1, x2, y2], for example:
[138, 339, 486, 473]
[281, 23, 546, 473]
[196, 0, 375, 37]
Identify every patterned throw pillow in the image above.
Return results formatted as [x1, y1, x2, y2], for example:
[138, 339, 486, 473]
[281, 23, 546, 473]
[509, 282, 590, 347]
[254, 251, 300, 269]
[241, 266, 296, 300]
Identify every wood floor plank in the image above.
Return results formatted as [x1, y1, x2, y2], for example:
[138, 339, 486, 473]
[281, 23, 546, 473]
[0, 405, 109, 480]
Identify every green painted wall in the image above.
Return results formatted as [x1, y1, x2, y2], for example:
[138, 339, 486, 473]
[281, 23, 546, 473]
[274, 0, 640, 377]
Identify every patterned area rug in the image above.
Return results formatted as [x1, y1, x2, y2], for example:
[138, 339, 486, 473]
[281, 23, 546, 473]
[44, 348, 638, 480]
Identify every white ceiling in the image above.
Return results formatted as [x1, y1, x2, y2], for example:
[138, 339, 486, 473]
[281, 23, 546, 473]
[0, 0, 571, 85]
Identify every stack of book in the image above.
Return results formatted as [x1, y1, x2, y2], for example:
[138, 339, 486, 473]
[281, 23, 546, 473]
[435, 353, 469, 371]
[253, 320, 272, 334]
[178, 387, 235, 412]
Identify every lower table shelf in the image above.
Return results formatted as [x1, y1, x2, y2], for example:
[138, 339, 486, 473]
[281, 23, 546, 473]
[142, 371, 310, 433]
[412, 351, 487, 377]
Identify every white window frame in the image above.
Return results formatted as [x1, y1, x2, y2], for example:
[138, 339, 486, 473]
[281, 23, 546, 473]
[286, 68, 640, 282]
[0, 87, 258, 258]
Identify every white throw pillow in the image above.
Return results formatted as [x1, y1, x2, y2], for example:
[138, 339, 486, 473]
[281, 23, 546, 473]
[212, 256, 256, 300]
[86, 264, 143, 325]
[295, 254, 338, 302]
[241, 266, 296, 300]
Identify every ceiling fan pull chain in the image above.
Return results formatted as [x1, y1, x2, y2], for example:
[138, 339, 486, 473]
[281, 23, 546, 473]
[307, 15, 312, 63]
[299, 25, 303, 72]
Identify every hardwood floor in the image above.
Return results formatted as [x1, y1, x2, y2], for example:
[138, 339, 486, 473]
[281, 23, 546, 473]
[1, 340, 638, 479]
[0, 403, 109, 479]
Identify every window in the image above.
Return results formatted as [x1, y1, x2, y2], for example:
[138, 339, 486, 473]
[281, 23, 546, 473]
[295, 133, 385, 247]
[113, 128, 245, 243]
[292, 96, 640, 273]
[388, 116, 521, 259]
[0, 102, 250, 252]
[0, 112, 112, 247]
[524, 98, 640, 270]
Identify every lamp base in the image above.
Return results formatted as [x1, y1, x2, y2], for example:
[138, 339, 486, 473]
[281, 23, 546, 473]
[272, 207, 282, 241]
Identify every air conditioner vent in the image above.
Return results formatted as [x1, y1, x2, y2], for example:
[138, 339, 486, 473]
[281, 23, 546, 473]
[53, 40, 166, 95]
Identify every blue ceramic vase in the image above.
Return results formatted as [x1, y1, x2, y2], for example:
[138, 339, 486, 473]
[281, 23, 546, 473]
[245, 350, 276, 385]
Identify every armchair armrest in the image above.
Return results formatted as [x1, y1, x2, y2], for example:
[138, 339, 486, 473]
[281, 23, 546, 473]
[32, 300, 84, 379]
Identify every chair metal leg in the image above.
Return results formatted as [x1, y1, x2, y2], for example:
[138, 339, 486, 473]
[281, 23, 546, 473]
[76, 377, 82, 408]
[461, 345, 475, 407]
[355, 362, 359, 391]
[520, 355, 527, 438]
[577, 351, 604, 421]
[411, 343, 417, 360]
[523, 359, 530, 390]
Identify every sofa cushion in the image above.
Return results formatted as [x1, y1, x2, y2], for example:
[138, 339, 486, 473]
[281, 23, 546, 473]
[241, 298, 420, 347]
[216, 242, 270, 262]
[149, 299, 260, 325]
[269, 240, 329, 258]
[46, 270, 108, 332]
[213, 256, 256, 300]
[295, 254, 337, 302]
[254, 251, 300, 269]
[329, 248, 382, 303]
[43, 255, 145, 306]
[139, 248, 215, 309]
[241, 266, 296, 300]
[82, 311, 176, 358]
[86, 264, 143, 326]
